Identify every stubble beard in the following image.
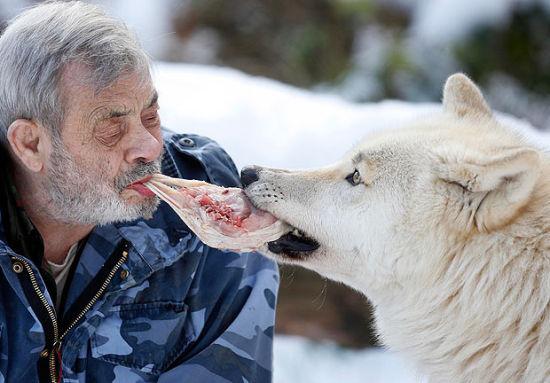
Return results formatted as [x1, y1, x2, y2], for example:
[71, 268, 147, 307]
[43, 137, 161, 225]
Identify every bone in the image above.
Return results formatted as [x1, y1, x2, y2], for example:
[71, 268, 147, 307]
[150, 173, 209, 188]
[144, 174, 289, 252]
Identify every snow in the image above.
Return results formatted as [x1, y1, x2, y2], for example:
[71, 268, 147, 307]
[153, 61, 550, 171]
[154, 62, 435, 169]
[273, 336, 425, 383]
[153, 61, 550, 382]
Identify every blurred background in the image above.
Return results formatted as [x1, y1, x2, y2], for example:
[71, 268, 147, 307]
[2, 0, 548, 380]
[2, 0, 548, 132]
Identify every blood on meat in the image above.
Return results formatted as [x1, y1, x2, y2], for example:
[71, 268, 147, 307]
[181, 187, 244, 227]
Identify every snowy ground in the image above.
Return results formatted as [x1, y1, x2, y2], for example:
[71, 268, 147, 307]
[153, 62, 439, 170]
[153, 61, 550, 382]
[273, 336, 425, 383]
[153, 61, 550, 171]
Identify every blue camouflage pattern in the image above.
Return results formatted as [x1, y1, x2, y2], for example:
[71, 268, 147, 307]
[0, 130, 279, 382]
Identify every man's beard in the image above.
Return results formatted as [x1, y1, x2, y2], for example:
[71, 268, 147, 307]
[43, 137, 162, 225]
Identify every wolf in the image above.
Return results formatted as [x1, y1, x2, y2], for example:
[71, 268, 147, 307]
[241, 74, 550, 383]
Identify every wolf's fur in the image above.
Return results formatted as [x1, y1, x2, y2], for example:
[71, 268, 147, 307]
[245, 74, 550, 382]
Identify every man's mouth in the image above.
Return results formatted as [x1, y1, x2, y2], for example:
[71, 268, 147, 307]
[267, 227, 320, 259]
[125, 175, 155, 197]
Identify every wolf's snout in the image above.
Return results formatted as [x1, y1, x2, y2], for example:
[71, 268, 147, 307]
[240, 166, 260, 187]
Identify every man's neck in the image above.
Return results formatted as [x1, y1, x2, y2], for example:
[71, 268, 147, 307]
[38, 219, 93, 265]
[14, 172, 94, 265]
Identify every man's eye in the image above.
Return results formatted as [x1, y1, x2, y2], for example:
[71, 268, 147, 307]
[346, 169, 362, 186]
[142, 113, 160, 128]
[93, 121, 124, 145]
[96, 130, 122, 146]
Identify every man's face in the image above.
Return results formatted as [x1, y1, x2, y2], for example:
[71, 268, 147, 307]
[41, 64, 163, 225]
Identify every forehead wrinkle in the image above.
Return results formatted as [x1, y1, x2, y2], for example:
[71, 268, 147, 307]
[95, 80, 147, 109]
[87, 103, 133, 122]
[92, 89, 156, 120]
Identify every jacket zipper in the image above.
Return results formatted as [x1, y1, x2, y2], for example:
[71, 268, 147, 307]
[12, 248, 128, 383]
[13, 258, 60, 383]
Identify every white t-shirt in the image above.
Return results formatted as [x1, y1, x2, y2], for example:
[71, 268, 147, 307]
[44, 243, 79, 312]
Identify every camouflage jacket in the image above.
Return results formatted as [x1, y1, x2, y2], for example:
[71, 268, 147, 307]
[0, 131, 279, 383]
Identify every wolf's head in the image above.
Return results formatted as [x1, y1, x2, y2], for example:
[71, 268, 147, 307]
[243, 74, 543, 298]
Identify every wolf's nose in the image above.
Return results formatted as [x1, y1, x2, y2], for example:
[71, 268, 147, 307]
[240, 166, 260, 187]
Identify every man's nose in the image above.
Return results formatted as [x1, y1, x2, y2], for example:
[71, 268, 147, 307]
[125, 125, 163, 164]
[240, 166, 260, 187]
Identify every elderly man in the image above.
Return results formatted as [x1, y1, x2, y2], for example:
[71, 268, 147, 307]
[0, 2, 278, 382]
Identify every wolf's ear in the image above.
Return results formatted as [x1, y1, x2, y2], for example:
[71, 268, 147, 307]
[438, 147, 540, 232]
[442, 73, 492, 119]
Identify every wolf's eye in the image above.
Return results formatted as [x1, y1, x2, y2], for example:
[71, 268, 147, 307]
[346, 169, 362, 186]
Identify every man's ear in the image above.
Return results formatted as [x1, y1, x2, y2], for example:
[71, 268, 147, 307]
[438, 147, 541, 232]
[7, 119, 48, 172]
[442, 73, 492, 119]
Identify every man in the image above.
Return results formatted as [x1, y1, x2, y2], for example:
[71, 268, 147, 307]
[0, 2, 278, 382]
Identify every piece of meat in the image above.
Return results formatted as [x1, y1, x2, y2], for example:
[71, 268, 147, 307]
[144, 174, 288, 251]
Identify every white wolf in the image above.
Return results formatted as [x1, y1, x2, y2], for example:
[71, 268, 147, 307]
[242, 74, 550, 383]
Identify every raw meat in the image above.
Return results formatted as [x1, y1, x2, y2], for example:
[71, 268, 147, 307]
[144, 174, 288, 251]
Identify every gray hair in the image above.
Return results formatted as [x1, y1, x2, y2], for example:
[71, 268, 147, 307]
[0, 0, 150, 146]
